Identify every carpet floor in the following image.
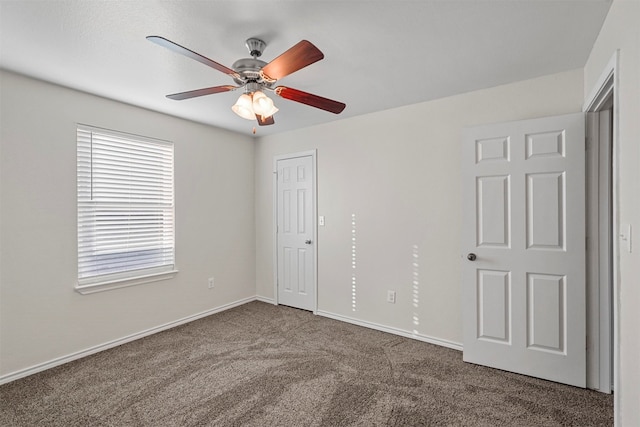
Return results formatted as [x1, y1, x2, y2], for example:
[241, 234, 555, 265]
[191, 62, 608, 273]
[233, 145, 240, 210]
[0, 301, 613, 426]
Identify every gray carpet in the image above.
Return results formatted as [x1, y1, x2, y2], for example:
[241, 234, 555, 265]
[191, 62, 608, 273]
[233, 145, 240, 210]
[0, 301, 613, 426]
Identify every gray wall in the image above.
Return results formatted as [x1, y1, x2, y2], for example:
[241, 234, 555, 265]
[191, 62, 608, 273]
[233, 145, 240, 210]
[255, 69, 584, 346]
[0, 71, 256, 376]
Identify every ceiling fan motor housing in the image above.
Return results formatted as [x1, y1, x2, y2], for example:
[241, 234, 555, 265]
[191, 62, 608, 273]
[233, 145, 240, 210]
[231, 57, 270, 87]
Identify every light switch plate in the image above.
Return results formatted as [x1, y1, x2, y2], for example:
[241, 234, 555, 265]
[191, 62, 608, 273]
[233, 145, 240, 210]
[319, 216, 325, 226]
[386, 290, 396, 304]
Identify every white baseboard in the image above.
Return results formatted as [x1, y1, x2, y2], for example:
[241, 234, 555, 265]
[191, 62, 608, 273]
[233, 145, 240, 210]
[316, 310, 463, 352]
[255, 295, 276, 305]
[0, 296, 256, 385]
[1, 297, 462, 385]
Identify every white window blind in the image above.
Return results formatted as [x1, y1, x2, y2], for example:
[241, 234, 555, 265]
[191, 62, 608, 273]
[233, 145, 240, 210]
[77, 125, 175, 287]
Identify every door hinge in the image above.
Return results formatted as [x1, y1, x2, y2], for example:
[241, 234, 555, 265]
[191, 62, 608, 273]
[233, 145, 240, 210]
[585, 137, 589, 151]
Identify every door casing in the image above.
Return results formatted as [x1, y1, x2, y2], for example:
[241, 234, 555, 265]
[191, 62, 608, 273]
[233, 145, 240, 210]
[583, 51, 618, 400]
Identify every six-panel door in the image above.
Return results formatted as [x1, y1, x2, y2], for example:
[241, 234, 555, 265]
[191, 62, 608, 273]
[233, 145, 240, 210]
[276, 155, 315, 311]
[462, 113, 586, 387]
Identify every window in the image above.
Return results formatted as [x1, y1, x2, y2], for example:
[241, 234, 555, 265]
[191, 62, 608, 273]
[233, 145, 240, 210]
[76, 125, 176, 293]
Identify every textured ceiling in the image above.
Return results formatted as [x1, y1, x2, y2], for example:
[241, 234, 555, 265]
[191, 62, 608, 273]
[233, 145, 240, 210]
[0, 0, 611, 137]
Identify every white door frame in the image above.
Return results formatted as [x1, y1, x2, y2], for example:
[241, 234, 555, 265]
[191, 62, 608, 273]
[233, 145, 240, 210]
[583, 51, 618, 405]
[585, 108, 613, 393]
[272, 149, 318, 312]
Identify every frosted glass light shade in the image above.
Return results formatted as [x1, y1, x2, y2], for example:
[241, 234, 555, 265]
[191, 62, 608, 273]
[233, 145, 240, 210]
[252, 91, 279, 118]
[232, 94, 256, 120]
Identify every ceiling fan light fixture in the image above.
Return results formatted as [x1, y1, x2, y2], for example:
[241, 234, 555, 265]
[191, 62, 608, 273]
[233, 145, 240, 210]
[149, 35, 346, 128]
[232, 93, 256, 120]
[252, 91, 278, 118]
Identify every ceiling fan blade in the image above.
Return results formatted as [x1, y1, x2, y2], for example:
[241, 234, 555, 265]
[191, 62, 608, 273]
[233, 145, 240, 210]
[256, 114, 275, 126]
[147, 36, 239, 78]
[274, 86, 346, 114]
[260, 40, 324, 82]
[166, 85, 238, 100]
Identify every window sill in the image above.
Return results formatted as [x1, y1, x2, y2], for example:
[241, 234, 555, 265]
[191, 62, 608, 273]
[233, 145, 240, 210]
[75, 270, 178, 295]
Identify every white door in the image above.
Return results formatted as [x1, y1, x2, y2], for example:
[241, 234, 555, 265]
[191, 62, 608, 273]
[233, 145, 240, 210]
[462, 113, 586, 387]
[276, 154, 316, 311]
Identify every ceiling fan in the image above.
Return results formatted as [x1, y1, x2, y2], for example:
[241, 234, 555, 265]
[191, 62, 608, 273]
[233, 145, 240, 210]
[147, 36, 346, 127]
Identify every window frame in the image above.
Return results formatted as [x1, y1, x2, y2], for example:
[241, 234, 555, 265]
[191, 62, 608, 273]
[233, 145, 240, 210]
[75, 124, 177, 294]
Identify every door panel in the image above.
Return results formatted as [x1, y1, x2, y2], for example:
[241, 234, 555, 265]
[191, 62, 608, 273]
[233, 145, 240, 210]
[462, 113, 585, 387]
[276, 155, 315, 311]
[477, 269, 511, 343]
[477, 175, 511, 248]
[526, 172, 565, 250]
[526, 273, 566, 353]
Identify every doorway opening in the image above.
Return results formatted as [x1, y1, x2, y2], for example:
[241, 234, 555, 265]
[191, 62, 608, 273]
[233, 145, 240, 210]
[584, 52, 617, 397]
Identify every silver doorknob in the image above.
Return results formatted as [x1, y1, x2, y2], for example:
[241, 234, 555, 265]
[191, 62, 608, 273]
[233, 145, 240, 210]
[305, 240, 312, 245]
[467, 253, 477, 261]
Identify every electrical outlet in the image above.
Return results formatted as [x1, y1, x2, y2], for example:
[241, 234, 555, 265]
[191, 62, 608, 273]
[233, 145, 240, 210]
[208, 277, 215, 289]
[386, 290, 396, 304]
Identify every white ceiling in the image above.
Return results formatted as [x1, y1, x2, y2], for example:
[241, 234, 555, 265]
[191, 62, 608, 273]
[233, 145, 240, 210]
[0, 0, 611, 137]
